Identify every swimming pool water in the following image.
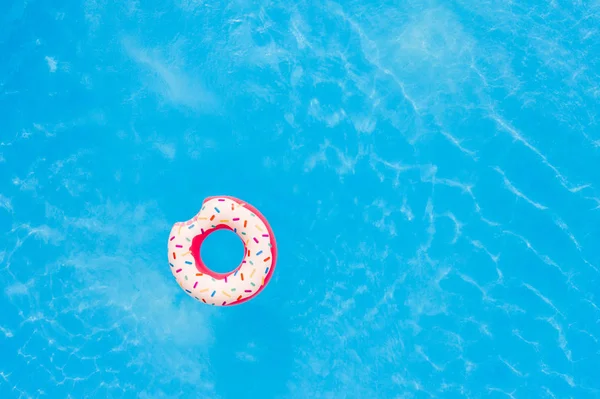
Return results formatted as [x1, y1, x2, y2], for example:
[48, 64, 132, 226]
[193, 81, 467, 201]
[1, 0, 599, 398]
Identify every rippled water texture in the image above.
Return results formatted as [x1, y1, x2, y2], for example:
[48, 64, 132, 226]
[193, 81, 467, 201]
[1, 0, 599, 398]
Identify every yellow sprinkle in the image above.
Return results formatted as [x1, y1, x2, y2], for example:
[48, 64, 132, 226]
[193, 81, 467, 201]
[178, 225, 183, 234]
[181, 251, 191, 257]
[220, 219, 230, 223]
[255, 224, 263, 232]
[199, 288, 209, 293]
[198, 217, 208, 220]
[250, 268, 256, 278]
[221, 290, 231, 298]
[261, 276, 265, 286]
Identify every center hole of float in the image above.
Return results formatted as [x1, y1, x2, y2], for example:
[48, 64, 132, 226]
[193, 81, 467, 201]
[200, 229, 245, 274]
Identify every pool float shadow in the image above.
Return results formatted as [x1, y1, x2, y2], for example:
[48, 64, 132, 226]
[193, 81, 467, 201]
[208, 302, 293, 399]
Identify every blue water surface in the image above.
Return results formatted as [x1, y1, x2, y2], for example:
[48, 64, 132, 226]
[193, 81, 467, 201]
[1, 0, 600, 398]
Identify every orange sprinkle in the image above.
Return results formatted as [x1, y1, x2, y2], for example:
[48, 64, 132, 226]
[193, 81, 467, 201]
[195, 273, 203, 276]
[264, 257, 271, 262]
[172, 252, 176, 259]
[261, 276, 265, 286]
[210, 215, 215, 221]
[244, 220, 247, 228]
[231, 203, 234, 210]
[240, 273, 244, 281]
[237, 295, 242, 301]
[247, 249, 251, 256]
[202, 298, 206, 303]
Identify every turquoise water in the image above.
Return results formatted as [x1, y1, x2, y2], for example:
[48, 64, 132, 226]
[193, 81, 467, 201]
[2, 1, 600, 398]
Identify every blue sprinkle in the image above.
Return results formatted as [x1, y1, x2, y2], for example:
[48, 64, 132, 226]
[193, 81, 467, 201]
[256, 250, 263, 256]
[169, 263, 174, 267]
[265, 267, 269, 274]
[185, 261, 192, 265]
[214, 207, 220, 213]
[188, 224, 195, 229]
[185, 289, 192, 293]
[211, 290, 216, 297]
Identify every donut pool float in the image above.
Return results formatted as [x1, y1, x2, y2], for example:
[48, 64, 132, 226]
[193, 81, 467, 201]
[167, 196, 277, 306]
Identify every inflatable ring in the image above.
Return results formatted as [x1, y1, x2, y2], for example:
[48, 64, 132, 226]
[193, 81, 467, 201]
[168, 196, 277, 306]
